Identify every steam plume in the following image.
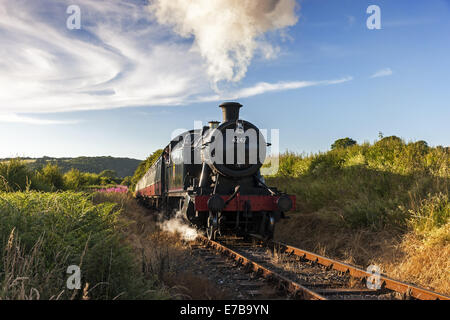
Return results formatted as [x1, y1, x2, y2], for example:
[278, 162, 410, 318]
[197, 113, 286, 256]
[150, 0, 298, 84]
[159, 211, 198, 241]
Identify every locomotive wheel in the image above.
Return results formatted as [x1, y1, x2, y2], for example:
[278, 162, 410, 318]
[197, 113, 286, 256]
[258, 212, 275, 240]
[265, 225, 275, 240]
[206, 225, 217, 240]
[207, 214, 218, 240]
[265, 214, 276, 240]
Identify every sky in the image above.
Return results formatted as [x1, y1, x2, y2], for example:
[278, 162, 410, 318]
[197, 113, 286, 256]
[0, 0, 449, 160]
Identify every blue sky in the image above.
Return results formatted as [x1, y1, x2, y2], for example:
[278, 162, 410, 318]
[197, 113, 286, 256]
[0, 0, 449, 160]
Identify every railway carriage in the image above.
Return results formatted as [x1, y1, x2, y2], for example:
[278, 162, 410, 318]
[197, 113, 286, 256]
[135, 102, 295, 240]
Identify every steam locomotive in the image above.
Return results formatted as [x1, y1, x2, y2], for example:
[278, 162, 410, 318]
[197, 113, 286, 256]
[135, 102, 295, 240]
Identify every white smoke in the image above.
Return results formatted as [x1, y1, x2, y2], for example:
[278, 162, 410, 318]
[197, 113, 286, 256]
[149, 0, 299, 84]
[159, 211, 199, 241]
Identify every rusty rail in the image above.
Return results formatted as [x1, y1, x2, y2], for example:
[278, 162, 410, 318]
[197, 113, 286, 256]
[266, 239, 450, 300]
[197, 235, 327, 300]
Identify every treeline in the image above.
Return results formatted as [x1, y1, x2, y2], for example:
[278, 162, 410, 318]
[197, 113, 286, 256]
[271, 136, 449, 178]
[0, 159, 131, 192]
[129, 149, 163, 191]
[0, 156, 142, 178]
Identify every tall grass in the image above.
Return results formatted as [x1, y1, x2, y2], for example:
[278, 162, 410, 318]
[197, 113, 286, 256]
[270, 138, 449, 294]
[266, 137, 449, 233]
[0, 191, 165, 300]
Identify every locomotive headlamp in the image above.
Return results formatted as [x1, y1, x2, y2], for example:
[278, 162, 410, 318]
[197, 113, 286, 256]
[208, 194, 225, 212]
[277, 195, 293, 212]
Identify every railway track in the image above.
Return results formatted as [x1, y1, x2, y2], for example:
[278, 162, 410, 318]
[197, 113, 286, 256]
[192, 235, 449, 300]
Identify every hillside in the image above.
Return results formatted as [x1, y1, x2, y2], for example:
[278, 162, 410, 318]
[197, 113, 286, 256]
[1, 156, 141, 178]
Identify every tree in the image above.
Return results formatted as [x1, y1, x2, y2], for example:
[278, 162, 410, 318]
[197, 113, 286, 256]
[411, 140, 429, 155]
[39, 163, 64, 190]
[64, 168, 85, 190]
[130, 149, 163, 191]
[375, 135, 404, 146]
[121, 176, 132, 187]
[331, 138, 357, 150]
[99, 170, 117, 179]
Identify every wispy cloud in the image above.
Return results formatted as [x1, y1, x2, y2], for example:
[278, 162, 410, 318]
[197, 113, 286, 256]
[370, 68, 393, 78]
[0, 0, 344, 122]
[195, 76, 353, 101]
[0, 0, 210, 116]
[0, 114, 80, 125]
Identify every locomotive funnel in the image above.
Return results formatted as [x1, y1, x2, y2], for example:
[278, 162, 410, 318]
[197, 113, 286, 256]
[220, 102, 242, 122]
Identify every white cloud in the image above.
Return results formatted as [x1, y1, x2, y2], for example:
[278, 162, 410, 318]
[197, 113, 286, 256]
[0, 0, 349, 124]
[0, 0, 210, 117]
[195, 76, 353, 101]
[150, 0, 298, 84]
[0, 113, 79, 125]
[371, 68, 393, 78]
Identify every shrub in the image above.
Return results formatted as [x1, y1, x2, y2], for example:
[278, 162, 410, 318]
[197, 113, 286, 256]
[0, 159, 52, 192]
[36, 163, 65, 190]
[63, 168, 85, 190]
[0, 159, 33, 191]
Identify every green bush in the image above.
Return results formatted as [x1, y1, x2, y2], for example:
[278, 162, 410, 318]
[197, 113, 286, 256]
[36, 163, 65, 190]
[0, 159, 124, 193]
[0, 159, 52, 192]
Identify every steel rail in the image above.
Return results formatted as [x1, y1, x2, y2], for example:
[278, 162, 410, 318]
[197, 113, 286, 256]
[196, 235, 327, 300]
[265, 239, 450, 300]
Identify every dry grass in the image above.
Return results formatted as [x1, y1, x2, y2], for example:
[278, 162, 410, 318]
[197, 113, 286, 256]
[275, 211, 400, 266]
[275, 212, 450, 295]
[0, 229, 69, 300]
[380, 227, 450, 294]
[162, 272, 230, 300]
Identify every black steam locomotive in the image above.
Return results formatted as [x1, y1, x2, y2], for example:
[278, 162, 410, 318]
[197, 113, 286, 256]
[135, 102, 295, 240]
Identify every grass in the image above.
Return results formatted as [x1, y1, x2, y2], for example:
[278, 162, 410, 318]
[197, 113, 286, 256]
[267, 137, 449, 294]
[0, 190, 226, 300]
[0, 191, 167, 300]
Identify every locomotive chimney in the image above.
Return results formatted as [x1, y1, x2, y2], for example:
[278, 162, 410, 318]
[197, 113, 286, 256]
[219, 102, 242, 122]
